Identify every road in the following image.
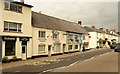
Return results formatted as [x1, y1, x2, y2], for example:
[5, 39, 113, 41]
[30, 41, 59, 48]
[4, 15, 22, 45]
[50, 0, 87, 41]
[2, 48, 114, 74]
[52, 51, 118, 72]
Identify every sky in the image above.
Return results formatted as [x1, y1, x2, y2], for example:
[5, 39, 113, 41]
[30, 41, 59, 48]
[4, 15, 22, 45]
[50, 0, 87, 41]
[21, 0, 119, 31]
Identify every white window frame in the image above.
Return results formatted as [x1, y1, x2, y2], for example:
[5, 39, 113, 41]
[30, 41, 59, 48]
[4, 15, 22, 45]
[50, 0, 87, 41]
[38, 45, 46, 53]
[4, 21, 22, 32]
[68, 45, 72, 50]
[38, 31, 46, 38]
[4, 2, 22, 13]
[75, 45, 78, 49]
[54, 44, 60, 52]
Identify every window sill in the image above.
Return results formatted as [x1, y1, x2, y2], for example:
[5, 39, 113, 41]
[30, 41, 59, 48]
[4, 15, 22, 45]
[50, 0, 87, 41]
[38, 51, 46, 54]
[3, 31, 23, 33]
[38, 38, 46, 42]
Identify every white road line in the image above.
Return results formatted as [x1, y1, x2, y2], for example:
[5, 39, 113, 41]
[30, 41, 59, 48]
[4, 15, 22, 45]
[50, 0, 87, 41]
[69, 61, 79, 67]
[40, 51, 112, 74]
[14, 71, 20, 72]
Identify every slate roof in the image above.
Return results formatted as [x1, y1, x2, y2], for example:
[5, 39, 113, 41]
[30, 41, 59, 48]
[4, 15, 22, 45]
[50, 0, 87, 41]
[83, 26, 105, 33]
[32, 11, 87, 34]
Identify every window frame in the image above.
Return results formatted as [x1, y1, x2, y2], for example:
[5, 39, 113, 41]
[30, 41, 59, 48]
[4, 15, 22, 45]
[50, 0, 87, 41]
[54, 44, 61, 52]
[4, 21, 22, 32]
[4, 2, 22, 13]
[75, 45, 78, 49]
[68, 45, 72, 50]
[38, 44, 46, 52]
[38, 31, 46, 38]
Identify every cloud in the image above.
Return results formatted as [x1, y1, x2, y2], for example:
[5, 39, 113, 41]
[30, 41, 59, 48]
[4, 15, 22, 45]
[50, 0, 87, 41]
[25, 0, 118, 31]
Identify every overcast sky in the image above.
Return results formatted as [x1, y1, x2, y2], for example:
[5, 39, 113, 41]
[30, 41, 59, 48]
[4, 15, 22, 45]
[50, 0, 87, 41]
[23, 0, 118, 31]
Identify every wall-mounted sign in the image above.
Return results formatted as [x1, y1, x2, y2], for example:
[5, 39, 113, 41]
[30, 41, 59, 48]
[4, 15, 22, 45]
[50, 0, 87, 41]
[20, 37, 29, 41]
[2, 36, 16, 41]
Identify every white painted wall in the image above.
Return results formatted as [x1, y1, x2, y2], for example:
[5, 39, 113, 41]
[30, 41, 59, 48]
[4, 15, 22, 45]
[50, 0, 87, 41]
[89, 32, 97, 48]
[32, 27, 66, 56]
[1, 1, 33, 59]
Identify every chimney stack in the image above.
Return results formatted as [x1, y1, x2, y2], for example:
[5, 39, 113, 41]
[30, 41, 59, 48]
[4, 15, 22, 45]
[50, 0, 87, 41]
[99, 28, 103, 30]
[92, 26, 95, 28]
[21, 0, 24, 3]
[106, 29, 109, 32]
[78, 21, 82, 25]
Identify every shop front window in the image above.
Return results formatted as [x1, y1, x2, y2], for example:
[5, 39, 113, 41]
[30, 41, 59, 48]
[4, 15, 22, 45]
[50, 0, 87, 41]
[5, 41, 15, 56]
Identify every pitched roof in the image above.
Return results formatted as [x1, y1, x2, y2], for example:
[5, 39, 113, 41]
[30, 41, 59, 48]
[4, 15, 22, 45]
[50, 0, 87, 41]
[32, 11, 87, 34]
[83, 26, 105, 33]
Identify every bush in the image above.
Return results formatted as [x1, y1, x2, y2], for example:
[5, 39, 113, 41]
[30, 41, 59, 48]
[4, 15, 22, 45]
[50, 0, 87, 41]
[12, 56, 17, 61]
[2, 56, 9, 63]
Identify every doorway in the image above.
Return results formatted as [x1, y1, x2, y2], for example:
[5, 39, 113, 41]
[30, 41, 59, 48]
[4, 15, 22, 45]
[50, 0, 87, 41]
[21, 41, 27, 60]
[22, 45, 27, 60]
[63, 44, 66, 53]
[48, 45, 52, 56]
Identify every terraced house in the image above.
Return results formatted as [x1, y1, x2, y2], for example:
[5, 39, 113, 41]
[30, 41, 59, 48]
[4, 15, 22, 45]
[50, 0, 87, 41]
[32, 12, 87, 57]
[0, 0, 87, 60]
[0, 0, 33, 60]
[84, 26, 119, 49]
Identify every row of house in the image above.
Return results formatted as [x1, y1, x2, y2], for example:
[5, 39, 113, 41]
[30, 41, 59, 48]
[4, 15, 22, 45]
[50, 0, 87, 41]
[83, 26, 119, 50]
[0, 0, 119, 60]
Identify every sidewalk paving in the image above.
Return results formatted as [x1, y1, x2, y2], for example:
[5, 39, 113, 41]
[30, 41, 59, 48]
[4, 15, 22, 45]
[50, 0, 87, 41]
[2, 48, 103, 69]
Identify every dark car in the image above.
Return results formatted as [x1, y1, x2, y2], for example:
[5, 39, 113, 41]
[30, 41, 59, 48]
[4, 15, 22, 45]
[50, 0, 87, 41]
[111, 43, 117, 49]
[114, 44, 120, 52]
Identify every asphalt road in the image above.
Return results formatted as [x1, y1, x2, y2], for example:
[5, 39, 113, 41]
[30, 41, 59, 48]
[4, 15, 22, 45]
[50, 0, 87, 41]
[2, 48, 113, 74]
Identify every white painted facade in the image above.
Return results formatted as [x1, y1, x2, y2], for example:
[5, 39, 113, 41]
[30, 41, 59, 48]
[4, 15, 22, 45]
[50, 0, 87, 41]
[0, 1, 33, 59]
[88, 32, 98, 48]
[32, 27, 67, 56]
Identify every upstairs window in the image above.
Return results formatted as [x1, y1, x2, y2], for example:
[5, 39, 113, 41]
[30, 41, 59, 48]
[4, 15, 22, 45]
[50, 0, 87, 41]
[38, 31, 46, 38]
[4, 21, 22, 32]
[52, 30, 59, 39]
[53, 34, 59, 39]
[4, 2, 22, 13]
[4, 2, 10, 10]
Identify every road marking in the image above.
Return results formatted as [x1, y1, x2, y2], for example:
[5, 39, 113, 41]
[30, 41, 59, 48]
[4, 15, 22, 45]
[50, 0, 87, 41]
[69, 61, 79, 66]
[14, 71, 20, 72]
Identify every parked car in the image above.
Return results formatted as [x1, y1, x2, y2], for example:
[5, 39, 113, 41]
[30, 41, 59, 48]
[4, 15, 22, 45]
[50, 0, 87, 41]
[114, 43, 120, 52]
[110, 43, 117, 49]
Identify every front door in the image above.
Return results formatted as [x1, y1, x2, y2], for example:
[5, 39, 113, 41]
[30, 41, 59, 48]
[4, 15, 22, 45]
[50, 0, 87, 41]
[48, 45, 52, 56]
[63, 44, 66, 53]
[22, 45, 27, 60]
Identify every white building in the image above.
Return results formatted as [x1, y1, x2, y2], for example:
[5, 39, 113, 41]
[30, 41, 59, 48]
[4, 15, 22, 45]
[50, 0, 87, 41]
[0, 0, 33, 60]
[32, 12, 87, 57]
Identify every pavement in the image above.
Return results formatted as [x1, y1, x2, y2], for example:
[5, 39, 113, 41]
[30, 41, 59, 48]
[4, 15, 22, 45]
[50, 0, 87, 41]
[52, 51, 118, 72]
[2, 48, 101, 69]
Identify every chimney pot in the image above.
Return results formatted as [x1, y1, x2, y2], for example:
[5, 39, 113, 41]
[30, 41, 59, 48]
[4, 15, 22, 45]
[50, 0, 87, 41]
[78, 21, 82, 25]
[92, 26, 95, 28]
[20, 0, 24, 3]
[106, 29, 109, 32]
[99, 28, 103, 30]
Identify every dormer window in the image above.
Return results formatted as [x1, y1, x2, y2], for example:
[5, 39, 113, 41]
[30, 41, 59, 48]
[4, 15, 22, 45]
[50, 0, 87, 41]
[4, 2, 22, 13]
